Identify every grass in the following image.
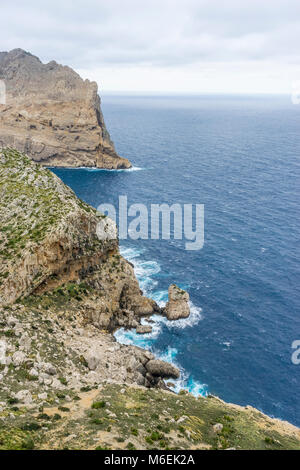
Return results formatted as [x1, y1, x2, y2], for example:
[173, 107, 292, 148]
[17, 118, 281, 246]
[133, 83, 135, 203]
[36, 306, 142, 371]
[0, 384, 299, 450]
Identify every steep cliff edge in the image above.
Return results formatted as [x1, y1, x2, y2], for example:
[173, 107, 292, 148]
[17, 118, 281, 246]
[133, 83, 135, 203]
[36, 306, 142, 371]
[0, 149, 299, 450]
[0, 148, 153, 328]
[0, 147, 178, 392]
[0, 49, 131, 169]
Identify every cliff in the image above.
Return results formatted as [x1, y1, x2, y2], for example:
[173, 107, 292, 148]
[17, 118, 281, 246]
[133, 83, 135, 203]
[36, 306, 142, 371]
[0, 149, 299, 450]
[0, 49, 131, 169]
[0, 148, 176, 388]
[0, 148, 156, 330]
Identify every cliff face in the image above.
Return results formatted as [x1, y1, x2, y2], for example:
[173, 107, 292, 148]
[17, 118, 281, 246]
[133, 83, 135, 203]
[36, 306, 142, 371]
[0, 148, 153, 327]
[0, 148, 177, 393]
[0, 149, 299, 450]
[0, 49, 131, 169]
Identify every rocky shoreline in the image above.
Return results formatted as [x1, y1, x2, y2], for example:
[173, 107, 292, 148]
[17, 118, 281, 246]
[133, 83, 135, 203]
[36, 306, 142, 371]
[0, 148, 299, 450]
[0, 148, 184, 390]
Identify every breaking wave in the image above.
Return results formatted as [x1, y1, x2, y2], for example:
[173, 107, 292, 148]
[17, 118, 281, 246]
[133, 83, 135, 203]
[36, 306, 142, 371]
[116, 244, 207, 396]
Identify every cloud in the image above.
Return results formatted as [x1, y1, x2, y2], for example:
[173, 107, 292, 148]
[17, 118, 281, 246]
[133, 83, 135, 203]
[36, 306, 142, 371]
[0, 0, 299, 92]
[1, 0, 300, 65]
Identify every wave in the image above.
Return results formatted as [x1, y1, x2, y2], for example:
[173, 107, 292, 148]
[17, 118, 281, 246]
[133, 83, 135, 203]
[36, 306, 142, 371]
[120, 246, 160, 295]
[48, 166, 144, 172]
[156, 346, 208, 397]
[85, 166, 144, 172]
[116, 243, 206, 396]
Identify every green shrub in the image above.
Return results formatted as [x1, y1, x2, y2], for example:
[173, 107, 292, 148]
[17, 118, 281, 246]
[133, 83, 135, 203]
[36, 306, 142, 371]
[91, 401, 106, 409]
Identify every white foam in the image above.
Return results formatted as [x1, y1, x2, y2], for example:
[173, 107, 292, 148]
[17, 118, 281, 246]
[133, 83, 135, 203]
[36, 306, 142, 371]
[48, 166, 144, 172]
[120, 245, 160, 296]
[155, 346, 208, 397]
[120, 246, 144, 260]
[152, 290, 169, 306]
[157, 301, 203, 330]
[117, 243, 206, 397]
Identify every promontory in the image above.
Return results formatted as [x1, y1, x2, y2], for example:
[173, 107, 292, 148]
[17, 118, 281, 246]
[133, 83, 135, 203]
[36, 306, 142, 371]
[0, 49, 131, 169]
[0, 148, 300, 450]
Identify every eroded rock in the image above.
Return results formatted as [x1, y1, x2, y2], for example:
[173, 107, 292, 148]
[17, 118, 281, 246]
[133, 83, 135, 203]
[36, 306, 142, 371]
[136, 325, 152, 334]
[164, 284, 190, 321]
[0, 49, 131, 169]
[146, 359, 180, 379]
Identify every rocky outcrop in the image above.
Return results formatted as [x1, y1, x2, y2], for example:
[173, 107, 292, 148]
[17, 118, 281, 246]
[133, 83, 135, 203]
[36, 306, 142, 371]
[0, 148, 151, 326]
[145, 360, 180, 379]
[136, 325, 152, 334]
[163, 284, 190, 320]
[0, 148, 177, 394]
[0, 49, 131, 169]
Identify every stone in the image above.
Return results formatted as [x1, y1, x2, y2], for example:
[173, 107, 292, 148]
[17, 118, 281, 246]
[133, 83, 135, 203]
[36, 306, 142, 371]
[19, 333, 31, 352]
[136, 325, 152, 334]
[12, 351, 26, 366]
[29, 368, 39, 377]
[85, 350, 101, 371]
[145, 360, 180, 379]
[7, 316, 18, 327]
[15, 390, 32, 404]
[163, 284, 190, 321]
[213, 423, 224, 434]
[44, 364, 57, 376]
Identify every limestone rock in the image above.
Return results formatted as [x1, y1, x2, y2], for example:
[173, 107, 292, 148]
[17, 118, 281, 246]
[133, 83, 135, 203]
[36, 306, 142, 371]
[15, 390, 32, 404]
[136, 325, 152, 334]
[146, 359, 180, 379]
[85, 349, 101, 371]
[213, 423, 224, 434]
[0, 49, 131, 169]
[12, 351, 26, 366]
[44, 364, 57, 376]
[38, 392, 48, 400]
[164, 284, 190, 321]
[19, 333, 31, 352]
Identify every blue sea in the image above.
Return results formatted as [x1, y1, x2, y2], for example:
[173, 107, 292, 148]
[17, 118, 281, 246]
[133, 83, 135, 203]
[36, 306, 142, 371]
[53, 94, 300, 426]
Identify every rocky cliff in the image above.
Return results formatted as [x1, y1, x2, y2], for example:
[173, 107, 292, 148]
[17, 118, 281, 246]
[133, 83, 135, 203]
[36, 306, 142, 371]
[0, 148, 154, 329]
[0, 148, 179, 392]
[0, 149, 299, 450]
[0, 49, 131, 169]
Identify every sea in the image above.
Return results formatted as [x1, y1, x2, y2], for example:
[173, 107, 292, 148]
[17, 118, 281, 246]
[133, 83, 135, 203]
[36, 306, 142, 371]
[52, 93, 300, 426]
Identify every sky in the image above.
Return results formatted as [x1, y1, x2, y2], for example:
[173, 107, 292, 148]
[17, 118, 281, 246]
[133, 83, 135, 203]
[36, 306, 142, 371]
[1, 0, 300, 94]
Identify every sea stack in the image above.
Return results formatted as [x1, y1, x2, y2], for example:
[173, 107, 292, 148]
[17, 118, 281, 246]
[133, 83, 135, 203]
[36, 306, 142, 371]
[164, 284, 190, 320]
[0, 49, 131, 169]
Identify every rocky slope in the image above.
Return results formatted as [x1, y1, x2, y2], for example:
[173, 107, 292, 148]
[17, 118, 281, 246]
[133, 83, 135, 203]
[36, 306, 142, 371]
[0, 49, 131, 169]
[0, 148, 299, 450]
[0, 148, 176, 390]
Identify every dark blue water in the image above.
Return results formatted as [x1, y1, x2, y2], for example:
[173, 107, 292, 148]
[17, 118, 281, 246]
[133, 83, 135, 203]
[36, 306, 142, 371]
[53, 94, 300, 426]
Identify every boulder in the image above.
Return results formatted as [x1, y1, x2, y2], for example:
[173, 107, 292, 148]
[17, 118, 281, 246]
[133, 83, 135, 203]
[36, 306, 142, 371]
[19, 333, 31, 352]
[164, 284, 190, 321]
[84, 349, 101, 371]
[15, 390, 32, 405]
[12, 351, 26, 366]
[136, 325, 152, 334]
[44, 364, 57, 376]
[213, 423, 224, 434]
[145, 359, 180, 379]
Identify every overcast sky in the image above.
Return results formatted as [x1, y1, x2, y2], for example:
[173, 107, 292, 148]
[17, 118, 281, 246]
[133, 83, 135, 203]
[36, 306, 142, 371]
[1, 0, 300, 94]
